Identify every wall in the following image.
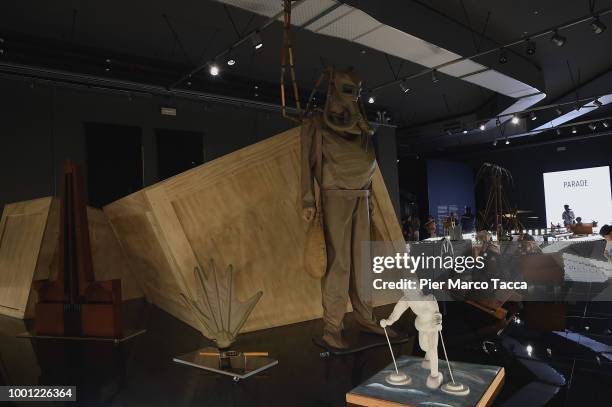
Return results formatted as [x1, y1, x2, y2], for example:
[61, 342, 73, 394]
[0, 78, 399, 213]
[426, 159, 475, 232]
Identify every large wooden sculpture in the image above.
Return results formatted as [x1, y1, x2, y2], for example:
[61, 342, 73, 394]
[104, 127, 403, 334]
[0, 198, 141, 320]
[33, 161, 122, 337]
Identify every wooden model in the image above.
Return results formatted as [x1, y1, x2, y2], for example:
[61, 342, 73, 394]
[33, 161, 123, 337]
[104, 127, 403, 334]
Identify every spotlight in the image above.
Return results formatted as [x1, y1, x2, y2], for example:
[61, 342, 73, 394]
[526, 40, 536, 55]
[603, 120, 610, 128]
[227, 58, 236, 66]
[526, 345, 533, 357]
[588, 122, 597, 131]
[251, 31, 263, 50]
[556, 128, 562, 135]
[571, 126, 577, 134]
[555, 106, 563, 116]
[368, 95, 375, 104]
[593, 99, 603, 107]
[505, 139, 510, 145]
[529, 111, 537, 121]
[511, 114, 519, 124]
[591, 16, 607, 34]
[209, 64, 220, 76]
[463, 129, 468, 134]
[492, 139, 498, 146]
[399, 80, 410, 94]
[431, 69, 439, 83]
[551, 29, 566, 47]
[479, 123, 486, 131]
[498, 49, 508, 64]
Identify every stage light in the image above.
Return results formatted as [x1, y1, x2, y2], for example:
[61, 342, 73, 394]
[551, 30, 566, 47]
[209, 64, 219, 76]
[593, 99, 603, 107]
[571, 126, 577, 134]
[530, 111, 537, 121]
[511, 115, 519, 124]
[555, 106, 563, 116]
[479, 123, 486, 131]
[431, 69, 439, 83]
[399, 80, 410, 94]
[589, 122, 597, 131]
[251, 31, 263, 50]
[603, 120, 610, 128]
[526, 40, 536, 55]
[498, 49, 508, 64]
[591, 16, 607, 34]
[368, 96, 375, 104]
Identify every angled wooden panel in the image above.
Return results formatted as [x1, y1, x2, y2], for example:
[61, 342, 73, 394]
[0, 197, 53, 318]
[0, 197, 143, 320]
[106, 127, 404, 333]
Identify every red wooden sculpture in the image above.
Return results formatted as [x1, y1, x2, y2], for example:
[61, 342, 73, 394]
[34, 161, 122, 337]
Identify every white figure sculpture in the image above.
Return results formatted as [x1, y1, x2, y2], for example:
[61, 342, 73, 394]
[380, 292, 444, 389]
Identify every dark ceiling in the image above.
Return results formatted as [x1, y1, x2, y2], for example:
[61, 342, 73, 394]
[1, 0, 612, 154]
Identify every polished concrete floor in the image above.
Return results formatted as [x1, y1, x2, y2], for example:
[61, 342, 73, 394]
[0, 301, 610, 406]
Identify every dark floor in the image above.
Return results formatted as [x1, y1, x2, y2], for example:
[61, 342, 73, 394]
[0, 300, 610, 407]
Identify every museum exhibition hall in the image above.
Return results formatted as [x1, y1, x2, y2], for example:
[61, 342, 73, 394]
[1, 1, 612, 406]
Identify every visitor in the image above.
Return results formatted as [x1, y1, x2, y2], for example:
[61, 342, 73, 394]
[424, 215, 436, 238]
[562, 204, 575, 226]
[600, 224, 612, 262]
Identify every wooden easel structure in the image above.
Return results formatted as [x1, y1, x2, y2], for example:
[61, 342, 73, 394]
[476, 163, 523, 237]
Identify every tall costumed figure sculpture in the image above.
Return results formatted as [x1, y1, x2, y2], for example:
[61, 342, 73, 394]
[280, 2, 445, 389]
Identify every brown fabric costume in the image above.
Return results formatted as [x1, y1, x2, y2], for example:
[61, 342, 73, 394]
[301, 69, 381, 345]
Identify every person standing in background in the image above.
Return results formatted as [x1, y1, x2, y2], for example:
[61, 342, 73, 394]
[600, 224, 612, 262]
[562, 204, 575, 226]
[425, 215, 436, 238]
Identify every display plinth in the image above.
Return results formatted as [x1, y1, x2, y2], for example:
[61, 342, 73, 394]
[173, 346, 278, 381]
[346, 356, 504, 407]
[16, 328, 147, 344]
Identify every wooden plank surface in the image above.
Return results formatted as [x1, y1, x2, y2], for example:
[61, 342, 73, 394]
[0, 197, 143, 319]
[105, 127, 403, 333]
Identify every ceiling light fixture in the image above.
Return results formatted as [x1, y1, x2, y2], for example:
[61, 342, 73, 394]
[555, 106, 563, 116]
[251, 31, 263, 50]
[556, 128, 562, 135]
[368, 95, 375, 104]
[492, 139, 498, 146]
[505, 139, 510, 145]
[588, 122, 597, 131]
[479, 122, 486, 131]
[511, 114, 519, 124]
[603, 120, 610, 128]
[571, 126, 577, 134]
[399, 79, 410, 93]
[530, 111, 537, 121]
[526, 40, 536, 55]
[431, 69, 439, 83]
[591, 15, 607, 34]
[498, 49, 508, 64]
[593, 99, 603, 107]
[463, 129, 468, 134]
[551, 29, 567, 47]
[209, 63, 220, 76]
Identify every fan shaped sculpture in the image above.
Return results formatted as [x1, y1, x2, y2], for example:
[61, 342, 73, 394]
[180, 260, 263, 349]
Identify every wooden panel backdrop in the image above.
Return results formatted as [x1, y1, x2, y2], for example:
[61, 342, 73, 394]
[0, 197, 142, 319]
[105, 127, 404, 333]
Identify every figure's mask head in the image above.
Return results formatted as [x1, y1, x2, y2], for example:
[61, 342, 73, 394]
[324, 67, 373, 135]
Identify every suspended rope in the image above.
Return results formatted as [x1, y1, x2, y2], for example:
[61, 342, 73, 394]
[280, 0, 303, 123]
